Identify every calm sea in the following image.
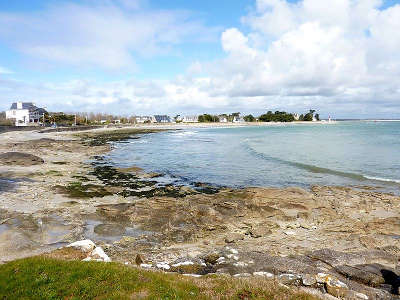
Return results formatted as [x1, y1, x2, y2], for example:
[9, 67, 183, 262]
[105, 121, 400, 194]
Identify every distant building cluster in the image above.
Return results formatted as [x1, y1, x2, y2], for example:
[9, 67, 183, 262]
[4, 101, 327, 126]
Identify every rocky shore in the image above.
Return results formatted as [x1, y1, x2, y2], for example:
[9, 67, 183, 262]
[0, 127, 399, 299]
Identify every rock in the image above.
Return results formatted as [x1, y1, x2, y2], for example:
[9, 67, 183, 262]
[0, 152, 44, 166]
[233, 273, 251, 277]
[253, 271, 274, 278]
[315, 273, 349, 298]
[346, 291, 369, 300]
[140, 263, 152, 269]
[334, 264, 386, 287]
[278, 274, 301, 285]
[325, 276, 349, 298]
[301, 274, 317, 286]
[308, 249, 366, 267]
[248, 228, 271, 238]
[183, 274, 202, 278]
[156, 262, 170, 270]
[283, 230, 296, 236]
[67, 240, 96, 252]
[224, 233, 244, 244]
[203, 253, 220, 265]
[84, 247, 111, 262]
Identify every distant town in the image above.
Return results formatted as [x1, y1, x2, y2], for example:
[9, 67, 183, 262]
[0, 101, 329, 127]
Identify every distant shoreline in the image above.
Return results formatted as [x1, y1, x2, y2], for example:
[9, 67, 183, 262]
[0, 121, 338, 134]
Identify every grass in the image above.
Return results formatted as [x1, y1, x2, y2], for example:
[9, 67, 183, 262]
[0, 257, 319, 300]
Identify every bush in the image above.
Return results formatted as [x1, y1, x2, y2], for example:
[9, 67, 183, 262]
[244, 115, 256, 122]
[258, 111, 295, 122]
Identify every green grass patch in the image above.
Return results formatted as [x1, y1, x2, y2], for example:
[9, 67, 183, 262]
[0, 257, 319, 300]
[55, 181, 114, 198]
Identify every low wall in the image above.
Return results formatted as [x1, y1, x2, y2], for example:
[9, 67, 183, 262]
[0, 126, 40, 134]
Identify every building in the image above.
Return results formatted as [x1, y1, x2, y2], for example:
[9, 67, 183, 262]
[232, 116, 245, 123]
[6, 102, 47, 126]
[293, 113, 300, 121]
[152, 115, 171, 123]
[218, 115, 228, 123]
[135, 116, 153, 123]
[182, 115, 198, 123]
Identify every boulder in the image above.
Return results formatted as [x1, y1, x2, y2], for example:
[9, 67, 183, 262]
[67, 240, 96, 252]
[326, 276, 349, 298]
[278, 274, 302, 285]
[301, 274, 317, 286]
[335, 264, 387, 287]
[224, 233, 244, 244]
[84, 247, 111, 262]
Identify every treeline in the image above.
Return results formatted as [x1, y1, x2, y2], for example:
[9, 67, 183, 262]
[197, 110, 319, 123]
[0, 111, 13, 126]
[258, 111, 295, 122]
[44, 112, 135, 126]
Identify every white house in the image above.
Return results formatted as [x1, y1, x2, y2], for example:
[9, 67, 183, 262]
[232, 116, 245, 123]
[182, 115, 198, 123]
[218, 115, 228, 123]
[6, 102, 47, 126]
[135, 116, 153, 123]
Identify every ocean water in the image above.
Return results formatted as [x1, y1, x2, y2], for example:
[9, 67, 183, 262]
[105, 121, 400, 194]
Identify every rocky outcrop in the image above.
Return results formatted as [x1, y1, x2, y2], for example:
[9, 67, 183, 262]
[47, 240, 111, 263]
[0, 152, 44, 166]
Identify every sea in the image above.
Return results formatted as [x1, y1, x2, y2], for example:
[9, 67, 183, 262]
[105, 121, 400, 194]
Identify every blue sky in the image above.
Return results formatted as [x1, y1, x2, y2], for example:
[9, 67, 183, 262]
[1, 0, 400, 118]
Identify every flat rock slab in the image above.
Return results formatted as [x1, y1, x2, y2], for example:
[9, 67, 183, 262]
[0, 152, 44, 166]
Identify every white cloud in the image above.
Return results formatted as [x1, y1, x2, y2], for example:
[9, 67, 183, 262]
[0, 1, 218, 70]
[1, 0, 400, 118]
[196, 0, 400, 116]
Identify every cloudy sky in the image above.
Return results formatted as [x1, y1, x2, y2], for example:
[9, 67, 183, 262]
[0, 0, 400, 118]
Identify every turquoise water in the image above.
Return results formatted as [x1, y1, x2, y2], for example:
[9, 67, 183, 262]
[106, 121, 400, 193]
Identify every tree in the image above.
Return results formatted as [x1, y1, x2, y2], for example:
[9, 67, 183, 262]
[0, 111, 13, 126]
[258, 111, 295, 122]
[174, 115, 182, 123]
[243, 114, 256, 122]
[303, 113, 313, 121]
[198, 114, 219, 123]
[315, 113, 320, 121]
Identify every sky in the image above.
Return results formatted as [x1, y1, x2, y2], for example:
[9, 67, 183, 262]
[0, 0, 400, 118]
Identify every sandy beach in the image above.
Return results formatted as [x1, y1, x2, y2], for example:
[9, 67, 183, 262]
[0, 125, 399, 299]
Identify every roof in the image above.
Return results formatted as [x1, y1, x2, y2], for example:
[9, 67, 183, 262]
[10, 102, 47, 114]
[10, 102, 34, 110]
[153, 115, 171, 122]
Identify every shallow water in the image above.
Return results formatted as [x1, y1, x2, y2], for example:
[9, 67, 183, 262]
[105, 121, 400, 194]
[84, 219, 152, 243]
